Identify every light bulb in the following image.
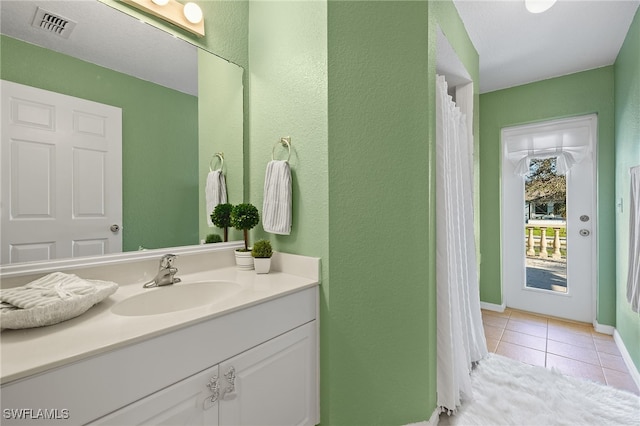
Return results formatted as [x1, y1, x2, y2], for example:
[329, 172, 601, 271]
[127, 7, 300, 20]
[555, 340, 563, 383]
[183, 2, 203, 24]
[525, 0, 557, 14]
[151, 0, 169, 6]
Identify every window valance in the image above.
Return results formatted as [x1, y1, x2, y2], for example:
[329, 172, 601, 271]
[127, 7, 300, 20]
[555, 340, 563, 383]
[504, 125, 592, 176]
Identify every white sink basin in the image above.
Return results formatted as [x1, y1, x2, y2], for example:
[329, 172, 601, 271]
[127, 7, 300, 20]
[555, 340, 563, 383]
[111, 281, 241, 316]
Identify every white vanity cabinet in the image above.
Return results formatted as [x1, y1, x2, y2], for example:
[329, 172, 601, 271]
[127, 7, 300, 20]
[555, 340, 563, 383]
[1, 286, 319, 426]
[92, 322, 317, 426]
[91, 365, 221, 425]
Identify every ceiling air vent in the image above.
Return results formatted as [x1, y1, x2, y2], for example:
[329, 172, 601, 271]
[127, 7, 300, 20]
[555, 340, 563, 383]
[31, 7, 77, 39]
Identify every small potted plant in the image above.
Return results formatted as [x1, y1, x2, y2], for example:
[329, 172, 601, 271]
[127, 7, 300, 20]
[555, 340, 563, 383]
[205, 233, 222, 243]
[211, 203, 233, 242]
[252, 239, 273, 274]
[230, 203, 260, 270]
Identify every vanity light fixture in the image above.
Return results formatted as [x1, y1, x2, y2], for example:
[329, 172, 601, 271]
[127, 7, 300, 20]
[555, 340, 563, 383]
[121, 0, 205, 37]
[525, 0, 557, 14]
[183, 2, 203, 24]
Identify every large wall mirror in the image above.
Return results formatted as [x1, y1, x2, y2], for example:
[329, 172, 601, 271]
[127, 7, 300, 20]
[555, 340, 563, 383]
[0, 0, 244, 266]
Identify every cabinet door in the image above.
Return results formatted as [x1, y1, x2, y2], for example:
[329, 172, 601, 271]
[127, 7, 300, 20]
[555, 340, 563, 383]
[90, 365, 220, 426]
[219, 321, 318, 426]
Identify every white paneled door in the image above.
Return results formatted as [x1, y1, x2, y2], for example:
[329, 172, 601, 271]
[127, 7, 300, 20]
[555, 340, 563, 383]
[1, 80, 122, 264]
[502, 115, 597, 323]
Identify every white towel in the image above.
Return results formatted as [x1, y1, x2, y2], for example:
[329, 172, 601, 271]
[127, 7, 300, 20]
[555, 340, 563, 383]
[263, 160, 292, 235]
[0, 272, 118, 329]
[206, 170, 227, 226]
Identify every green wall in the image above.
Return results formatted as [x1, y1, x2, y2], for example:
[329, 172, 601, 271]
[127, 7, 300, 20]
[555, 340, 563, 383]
[614, 8, 640, 372]
[1, 35, 199, 252]
[327, 2, 432, 422]
[246, 0, 459, 422]
[479, 67, 617, 326]
[247, 0, 330, 421]
[198, 50, 245, 242]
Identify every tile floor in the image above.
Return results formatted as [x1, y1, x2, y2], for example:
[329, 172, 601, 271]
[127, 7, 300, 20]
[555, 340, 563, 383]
[482, 308, 640, 395]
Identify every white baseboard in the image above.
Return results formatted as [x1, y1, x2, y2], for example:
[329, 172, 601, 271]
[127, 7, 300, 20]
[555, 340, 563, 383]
[613, 329, 640, 391]
[480, 301, 506, 313]
[593, 320, 615, 335]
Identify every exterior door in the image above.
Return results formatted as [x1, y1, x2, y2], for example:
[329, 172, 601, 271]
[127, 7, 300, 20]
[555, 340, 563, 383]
[1, 80, 122, 264]
[502, 115, 597, 323]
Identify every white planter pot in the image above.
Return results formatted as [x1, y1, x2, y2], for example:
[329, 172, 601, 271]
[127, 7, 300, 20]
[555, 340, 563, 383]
[254, 258, 271, 274]
[235, 250, 254, 270]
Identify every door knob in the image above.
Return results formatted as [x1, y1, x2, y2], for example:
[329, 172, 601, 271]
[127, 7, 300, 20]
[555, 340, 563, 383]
[110, 224, 120, 232]
[579, 229, 590, 237]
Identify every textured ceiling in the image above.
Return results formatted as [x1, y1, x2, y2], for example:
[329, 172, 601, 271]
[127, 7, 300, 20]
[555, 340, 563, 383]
[1, 0, 197, 95]
[452, 0, 640, 93]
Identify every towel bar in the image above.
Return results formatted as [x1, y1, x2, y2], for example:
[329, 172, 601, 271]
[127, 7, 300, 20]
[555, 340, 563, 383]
[272, 137, 291, 162]
[209, 152, 224, 172]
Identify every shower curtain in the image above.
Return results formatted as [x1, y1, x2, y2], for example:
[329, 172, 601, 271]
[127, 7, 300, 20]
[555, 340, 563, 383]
[435, 75, 487, 413]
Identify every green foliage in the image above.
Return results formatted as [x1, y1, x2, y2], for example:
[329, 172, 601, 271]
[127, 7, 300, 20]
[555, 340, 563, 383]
[211, 203, 233, 242]
[231, 204, 260, 230]
[231, 203, 260, 251]
[251, 239, 272, 258]
[205, 233, 223, 244]
[211, 203, 233, 228]
[526, 158, 567, 218]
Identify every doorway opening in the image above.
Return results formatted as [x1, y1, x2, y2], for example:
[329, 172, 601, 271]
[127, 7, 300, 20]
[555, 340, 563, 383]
[524, 157, 567, 293]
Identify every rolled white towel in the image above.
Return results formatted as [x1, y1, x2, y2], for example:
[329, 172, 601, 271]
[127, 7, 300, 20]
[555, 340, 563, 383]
[0, 272, 118, 329]
[263, 160, 292, 235]
[206, 170, 227, 226]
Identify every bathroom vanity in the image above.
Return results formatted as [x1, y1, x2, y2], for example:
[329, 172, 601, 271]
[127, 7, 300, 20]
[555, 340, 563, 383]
[0, 245, 320, 425]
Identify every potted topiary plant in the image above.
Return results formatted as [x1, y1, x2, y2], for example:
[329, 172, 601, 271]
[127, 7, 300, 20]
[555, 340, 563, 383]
[251, 239, 273, 274]
[211, 203, 233, 242]
[205, 233, 222, 243]
[230, 203, 260, 270]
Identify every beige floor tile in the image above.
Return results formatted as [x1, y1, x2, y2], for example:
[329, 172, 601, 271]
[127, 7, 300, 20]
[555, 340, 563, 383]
[547, 339, 600, 366]
[482, 314, 508, 329]
[598, 352, 629, 373]
[496, 341, 546, 367]
[505, 319, 547, 338]
[547, 327, 595, 349]
[594, 339, 621, 356]
[548, 317, 593, 332]
[482, 310, 636, 395]
[486, 338, 499, 353]
[483, 324, 504, 341]
[591, 331, 615, 342]
[500, 330, 547, 351]
[509, 310, 548, 326]
[546, 354, 606, 385]
[602, 368, 640, 395]
[481, 309, 511, 319]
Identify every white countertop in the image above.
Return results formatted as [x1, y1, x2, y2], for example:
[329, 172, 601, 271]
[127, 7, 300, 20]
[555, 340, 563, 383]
[1, 265, 318, 384]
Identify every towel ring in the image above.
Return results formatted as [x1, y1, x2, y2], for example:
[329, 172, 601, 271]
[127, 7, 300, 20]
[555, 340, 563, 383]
[272, 137, 291, 162]
[209, 152, 224, 172]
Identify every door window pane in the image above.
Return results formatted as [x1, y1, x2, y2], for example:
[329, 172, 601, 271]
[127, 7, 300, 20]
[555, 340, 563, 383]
[524, 158, 567, 293]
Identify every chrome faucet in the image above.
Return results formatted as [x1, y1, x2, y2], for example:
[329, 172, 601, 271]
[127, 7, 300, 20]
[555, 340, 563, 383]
[143, 254, 182, 288]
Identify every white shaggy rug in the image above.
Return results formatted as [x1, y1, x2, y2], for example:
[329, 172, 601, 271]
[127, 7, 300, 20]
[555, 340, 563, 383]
[438, 353, 640, 426]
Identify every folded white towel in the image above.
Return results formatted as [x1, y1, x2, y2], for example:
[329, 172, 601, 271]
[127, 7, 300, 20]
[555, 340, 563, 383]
[0, 272, 118, 329]
[263, 160, 292, 235]
[206, 170, 227, 226]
